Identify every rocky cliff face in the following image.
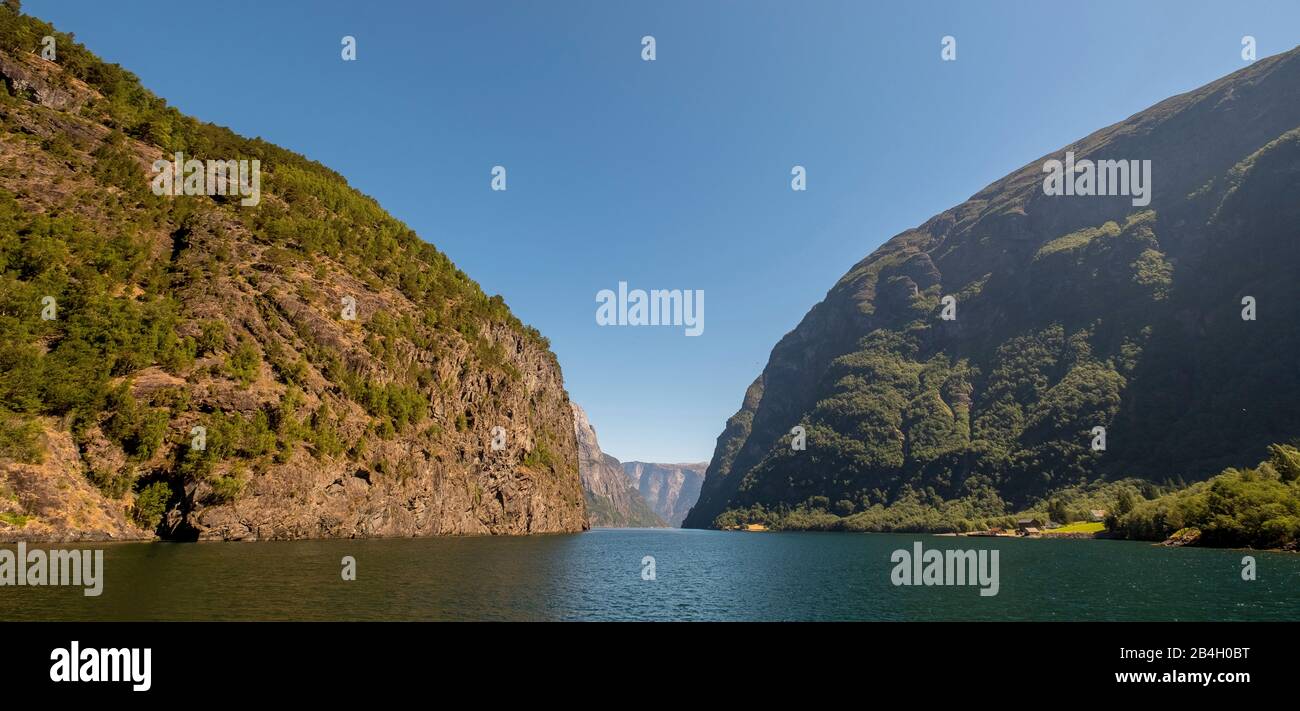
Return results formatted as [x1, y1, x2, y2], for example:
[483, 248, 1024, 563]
[622, 461, 706, 527]
[686, 46, 1300, 528]
[572, 404, 665, 528]
[0, 9, 587, 541]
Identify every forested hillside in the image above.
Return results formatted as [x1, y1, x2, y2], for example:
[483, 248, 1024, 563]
[0, 6, 586, 540]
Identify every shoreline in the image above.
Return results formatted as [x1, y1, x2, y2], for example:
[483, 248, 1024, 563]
[709, 525, 1299, 553]
[3, 525, 1295, 554]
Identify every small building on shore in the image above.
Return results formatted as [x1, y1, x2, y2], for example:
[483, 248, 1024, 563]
[1016, 518, 1043, 533]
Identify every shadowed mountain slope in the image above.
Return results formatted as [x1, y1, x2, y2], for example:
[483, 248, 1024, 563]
[687, 47, 1300, 529]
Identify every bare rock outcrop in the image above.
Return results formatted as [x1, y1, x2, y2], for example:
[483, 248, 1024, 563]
[0, 25, 587, 541]
[622, 461, 707, 527]
[572, 404, 665, 528]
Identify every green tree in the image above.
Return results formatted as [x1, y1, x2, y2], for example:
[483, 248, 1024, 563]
[132, 481, 172, 530]
[1268, 444, 1300, 482]
[1115, 488, 1136, 517]
[1048, 498, 1068, 524]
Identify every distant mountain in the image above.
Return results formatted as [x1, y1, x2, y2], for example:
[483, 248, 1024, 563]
[0, 8, 587, 541]
[686, 47, 1300, 529]
[623, 461, 707, 527]
[572, 404, 666, 528]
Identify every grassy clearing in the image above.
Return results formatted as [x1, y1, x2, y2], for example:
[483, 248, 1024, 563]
[1046, 521, 1105, 534]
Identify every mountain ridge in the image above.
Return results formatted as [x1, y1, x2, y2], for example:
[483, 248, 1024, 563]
[0, 7, 587, 541]
[686, 45, 1300, 529]
[622, 460, 706, 527]
[572, 403, 666, 528]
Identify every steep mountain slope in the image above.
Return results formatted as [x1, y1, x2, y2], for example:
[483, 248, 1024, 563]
[572, 404, 665, 528]
[686, 47, 1300, 529]
[0, 8, 587, 541]
[622, 461, 706, 526]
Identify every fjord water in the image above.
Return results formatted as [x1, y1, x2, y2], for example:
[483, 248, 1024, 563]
[2, 529, 1296, 621]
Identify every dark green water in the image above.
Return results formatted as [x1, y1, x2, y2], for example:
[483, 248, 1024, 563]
[1, 529, 1296, 621]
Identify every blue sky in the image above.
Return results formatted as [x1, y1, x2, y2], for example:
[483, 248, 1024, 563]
[27, 1, 1300, 462]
